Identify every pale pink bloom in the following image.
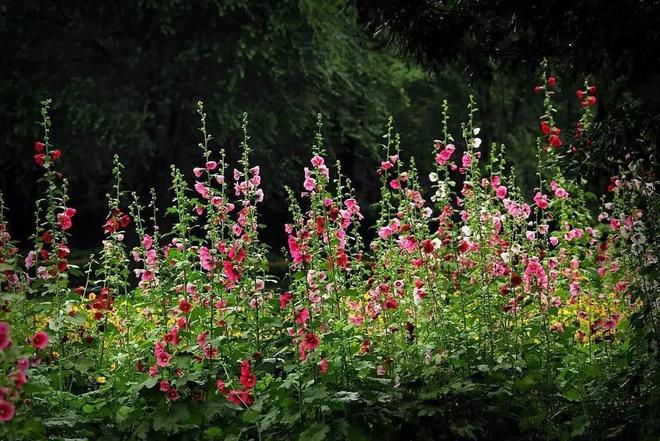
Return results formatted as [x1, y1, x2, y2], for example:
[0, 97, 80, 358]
[495, 186, 508, 199]
[549, 236, 559, 247]
[311, 155, 325, 167]
[194, 182, 210, 199]
[193, 167, 204, 178]
[303, 177, 316, 192]
[25, 251, 36, 268]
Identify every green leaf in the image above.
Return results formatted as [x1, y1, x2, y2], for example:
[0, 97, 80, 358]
[298, 422, 330, 441]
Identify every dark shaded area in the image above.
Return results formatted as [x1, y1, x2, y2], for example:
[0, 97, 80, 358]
[355, 0, 660, 179]
[1, 0, 650, 256]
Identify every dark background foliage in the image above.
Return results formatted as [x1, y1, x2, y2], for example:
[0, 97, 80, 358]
[1, 0, 657, 255]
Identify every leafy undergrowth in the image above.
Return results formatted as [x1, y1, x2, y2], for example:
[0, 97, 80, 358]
[1, 73, 658, 440]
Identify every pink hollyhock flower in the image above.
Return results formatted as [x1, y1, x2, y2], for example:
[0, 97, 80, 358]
[156, 351, 171, 368]
[279, 291, 293, 309]
[295, 308, 309, 325]
[199, 246, 216, 271]
[550, 181, 569, 199]
[159, 380, 170, 392]
[549, 236, 559, 247]
[206, 161, 217, 170]
[533, 192, 549, 209]
[303, 177, 316, 192]
[461, 153, 471, 168]
[390, 179, 401, 190]
[311, 155, 325, 167]
[57, 212, 73, 230]
[24, 250, 36, 268]
[398, 236, 418, 253]
[319, 357, 328, 374]
[31, 331, 49, 350]
[193, 167, 204, 178]
[0, 400, 16, 422]
[0, 322, 11, 350]
[495, 186, 508, 199]
[142, 234, 153, 250]
[194, 182, 210, 199]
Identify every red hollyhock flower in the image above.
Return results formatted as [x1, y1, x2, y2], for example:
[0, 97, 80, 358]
[587, 85, 597, 94]
[240, 372, 257, 389]
[179, 299, 192, 313]
[576, 90, 586, 99]
[549, 134, 562, 147]
[301, 333, 320, 352]
[547, 76, 556, 87]
[534, 85, 543, 94]
[215, 379, 227, 394]
[540, 121, 551, 135]
[51, 150, 61, 160]
[34, 153, 46, 166]
[167, 388, 179, 401]
[34, 141, 45, 152]
[31, 331, 49, 350]
[319, 357, 328, 374]
[159, 380, 170, 392]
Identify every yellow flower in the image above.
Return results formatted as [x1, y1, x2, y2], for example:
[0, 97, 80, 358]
[88, 293, 96, 301]
[96, 376, 106, 384]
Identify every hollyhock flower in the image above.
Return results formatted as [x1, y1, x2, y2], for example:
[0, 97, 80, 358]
[550, 181, 569, 199]
[216, 379, 227, 394]
[0, 322, 11, 350]
[167, 388, 179, 401]
[34, 141, 45, 152]
[24, 250, 36, 268]
[227, 389, 253, 407]
[57, 212, 73, 230]
[303, 177, 316, 192]
[31, 331, 49, 350]
[301, 333, 320, 352]
[206, 161, 217, 170]
[240, 372, 257, 389]
[398, 236, 417, 253]
[279, 291, 293, 309]
[199, 246, 216, 271]
[533, 192, 549, 209]
[319, 357, 328, 374]
[540, 121, 551, 135]
[495, 186, 508, 199]
[390, 179, 401, 190]
[194, 182, 210, 199]
[51, 150, 61, 160]
[159, 380, 170, 392]
[223, 261, 240, 283]
[178, 299, 192, 313]
[461, 153, 471, 168]
[294, 308, 309, 325]
[0, 400, 15, 422]
[156, 351, 171, 368]
[549, 134, 562, 147]
[311, 155, 325, 167]
[549, 236, 559, 247]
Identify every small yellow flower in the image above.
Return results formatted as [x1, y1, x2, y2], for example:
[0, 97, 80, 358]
[88, 293, 96, 301]
[96, 376, 106, 384]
